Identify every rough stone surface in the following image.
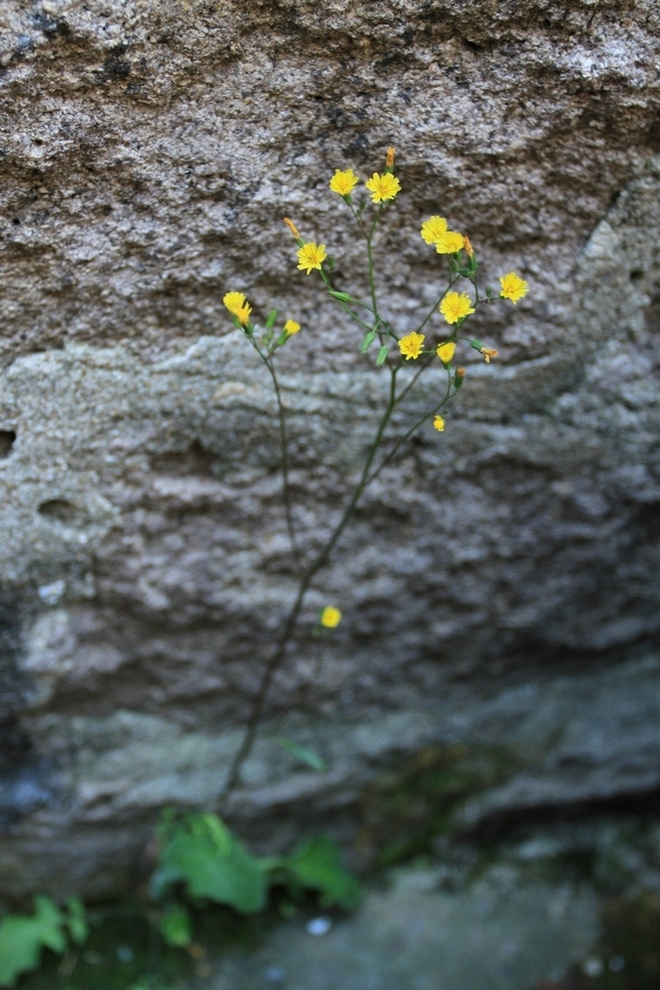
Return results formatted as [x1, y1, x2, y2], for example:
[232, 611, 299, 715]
[1, 0, 660, 899]
[197, 864, 600, 990]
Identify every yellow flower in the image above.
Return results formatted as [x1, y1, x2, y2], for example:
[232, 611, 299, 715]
[329, 169, 359, 197]
[435, 230, 465, 254]
[420, 216, 448, 245]
[463, 235, 474, 258]
[480, 347, 499, 363]
[284, 319, 301, 335]
[365, 172, 401, 203]
[436, 341, 456, 364]
[499, 271, 529, 303]
[297, 242, 327, 274]
[399, 331, 425, 360]
[320, 605, 342, 629]
[440, 291, 476, 325]
[223, 291, 252, 326]
[433, 415, 446, 432]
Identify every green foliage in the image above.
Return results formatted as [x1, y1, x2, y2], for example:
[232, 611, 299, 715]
[151, 811, 267, 914]
[271, 836, 362, 911]
[277, 738, 327, 772]
[0, 896, 87, 989]
[151, 810, 361, 946]
[157, 903, 192, 948]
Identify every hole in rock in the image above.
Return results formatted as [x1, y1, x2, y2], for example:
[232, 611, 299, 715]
[37, 498, 80, 524]
[0, 430, 16, 457]
[630, 270, 645, 283]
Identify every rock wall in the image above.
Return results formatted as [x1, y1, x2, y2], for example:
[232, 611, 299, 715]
[1, 0, 660, 899]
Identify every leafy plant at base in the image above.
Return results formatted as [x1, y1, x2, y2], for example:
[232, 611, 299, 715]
[150, 810, 360, 947]
[0, 896, 87, 989]
[264, 835, 361, 911]
[151, 810, 267, 915]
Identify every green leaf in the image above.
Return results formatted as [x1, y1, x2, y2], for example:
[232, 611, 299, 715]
[283, 837, 362, 911]
[359, 331, 376, 354]
[376, 345, 389, 366]
[65, 898, 88, 945]
[265, 309, 278, 328]
[0, 897, 66, 988]
[158, 903, 192, 948]
[277, 738, 327, 772]
[151, 812, 267, 914]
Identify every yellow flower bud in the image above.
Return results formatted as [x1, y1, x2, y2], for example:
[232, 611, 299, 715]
[284, 217, 302, 241]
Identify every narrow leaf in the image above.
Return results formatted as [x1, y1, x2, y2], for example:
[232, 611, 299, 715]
[278, 738, 327, 772]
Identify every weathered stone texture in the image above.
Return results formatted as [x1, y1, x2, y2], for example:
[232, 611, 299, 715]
[1, 0, 660, 899]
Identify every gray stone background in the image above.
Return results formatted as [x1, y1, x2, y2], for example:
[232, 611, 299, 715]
[1, 0, 659, 900]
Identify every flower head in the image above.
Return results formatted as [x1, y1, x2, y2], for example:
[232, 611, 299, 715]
[435, 230, 465, 254]
[440, 291, 476, 325]
[436, 341, 456, 364]
[297, 242, 327, 274]
[329, 169, 359, 197]
[399, 331, 425, 360]
[283, 319, 301, 335]
[420, 216, 448, 245]
[223, 291, 252, 326]
[365, 172, 401, 203]
[480, 347, 499, 363]
[433, 415, 446, 432]
[463, 235, 474, 258]
[320, 605, 342, 629]
[386, 146, 395, 168]
[499, 271, 528, 303]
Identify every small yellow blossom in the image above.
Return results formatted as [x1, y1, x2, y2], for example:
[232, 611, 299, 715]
[463, 235, 474, 258]
[499, 271, 529, 303]
[433, 415, 446, 432]
[386, 146, 395, 168]
[435, 230, 465, 254]
[480, 347, 499, 363]
[320, 605, 342, 629]
[284, 319, 301, 335]
[440, 291, 476, 325]
[284, 217, 302, 241]
[329, 169, 359, 197]
[365, 172, 401, 203]
[297, 242, 327, 274]
[399, 331, 425, 360]
[436, 341, 456, 364]
[420, 215, 448, 245]
[223, 291, 252, 326]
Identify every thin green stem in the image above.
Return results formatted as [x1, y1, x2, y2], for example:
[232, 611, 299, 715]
[366, 368, 454, 487]
[218, 364, 400, 808]
[366, 213, 382, 322]
[249, 337, 300, 565]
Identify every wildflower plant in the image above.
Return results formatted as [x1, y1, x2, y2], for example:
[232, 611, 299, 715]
[220, 148, 528, 802]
